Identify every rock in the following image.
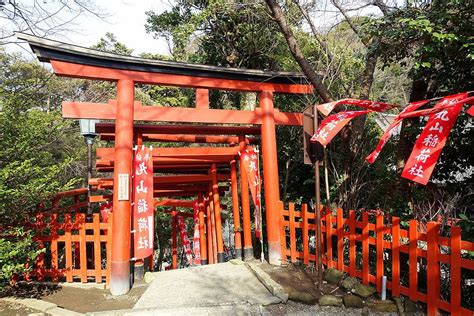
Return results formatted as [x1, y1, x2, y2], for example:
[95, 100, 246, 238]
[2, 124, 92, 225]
[343, 295, 364, 308]
[369, 300, 399, 313]
[353, 283, 377, 298]
[393, 297, 405, 316]
[318, 295, 343, 307]
[229, 259, 244, 265]
[144, 272, 156, 284]
[341, 276, 360, 291]
[288, 290, 317, 304]
[404, 299, 418, 313]
[324, 268, 344, 285]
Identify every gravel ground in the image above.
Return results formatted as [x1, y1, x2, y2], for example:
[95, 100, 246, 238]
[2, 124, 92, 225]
[0, 300, 43, 316]
[263, 300, 366, 315]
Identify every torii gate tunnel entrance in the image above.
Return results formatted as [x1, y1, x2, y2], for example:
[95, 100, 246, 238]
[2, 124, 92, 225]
[19, 33, 313, 295]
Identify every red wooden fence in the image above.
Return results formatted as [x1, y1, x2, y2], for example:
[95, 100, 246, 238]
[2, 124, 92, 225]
[279, 201, 474, 315]
[27, 189, 112, 284]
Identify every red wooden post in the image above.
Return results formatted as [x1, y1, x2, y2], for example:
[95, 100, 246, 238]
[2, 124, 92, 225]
[196, 89, 209, 108]
[450, 226, 461, 315]
[172, 209, 177, 269]
[426, 222, 440, 315]
[362, 212, 369, 285]
[278, 201, 287, 265]
[79, 213, 87, 283]
[50, 213, 59, 282]
[376, 214, 384, 292]
[197, 193, 208, 265]
[209, 190, 218, 264]
[409, 219, 418, 301]
[260, 90, 282, 265]
[110, 79, 134, 295]
[211, 164, 225, 262]
[230, 160, 242, 260]
[337, 209, 343, 270]
[302, 204, 309, 265]
[391, 216, 400, 297]
[106, 213, 113, 284]
[325, 210, 333, 269]
[239, 139, 253, 260]
[93, 214, 102, 283]
[206, 199, 214, 264]
[349, 210, 356, 277]
[65, 213, 73, 283]
[289, 203, 296, 263]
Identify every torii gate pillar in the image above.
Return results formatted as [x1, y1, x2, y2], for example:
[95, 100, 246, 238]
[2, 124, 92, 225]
[110, 79, 134, 295]
[260, 91, 282, 265]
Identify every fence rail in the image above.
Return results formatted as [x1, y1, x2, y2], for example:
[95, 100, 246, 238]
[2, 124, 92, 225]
[26, 189, 112, 284]
[278, 201, 474, 315]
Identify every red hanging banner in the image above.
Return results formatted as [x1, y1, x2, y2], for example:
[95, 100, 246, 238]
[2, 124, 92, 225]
[132, 146, 154, 259]
[467, 106, 474, 116]
[177, 215, 193, 264]
[366, 100, 430, 163]
[192, 199, 201, 265]
[310, 110, 372, 146]
[100, 201, 113, 223]
[239, 146, 262, 238]
[401, 92, 468, 185]
[316, 98, 396, 116]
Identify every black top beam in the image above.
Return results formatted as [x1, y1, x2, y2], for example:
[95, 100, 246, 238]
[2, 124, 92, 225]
[16, 33, 308, 85]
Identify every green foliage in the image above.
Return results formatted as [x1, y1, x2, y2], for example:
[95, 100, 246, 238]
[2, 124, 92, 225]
[0, 49, 85, 283]
[0, 228, 44, 287]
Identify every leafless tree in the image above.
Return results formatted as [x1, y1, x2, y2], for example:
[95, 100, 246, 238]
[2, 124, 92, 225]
[0, 0, 105, 46]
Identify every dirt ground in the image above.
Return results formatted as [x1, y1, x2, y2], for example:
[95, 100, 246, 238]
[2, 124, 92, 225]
[0, 300, 42, 316]
[41, 283, 148, 313]
[259, 261, 347, 300]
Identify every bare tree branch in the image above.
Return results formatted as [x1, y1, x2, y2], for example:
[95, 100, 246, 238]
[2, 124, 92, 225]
[265, 0, 333, 102]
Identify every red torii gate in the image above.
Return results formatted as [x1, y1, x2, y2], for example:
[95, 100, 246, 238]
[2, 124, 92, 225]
[18, 32, 313, 295]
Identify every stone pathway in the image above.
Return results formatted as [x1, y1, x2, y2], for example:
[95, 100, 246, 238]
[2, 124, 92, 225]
[133, 261, 281, 312]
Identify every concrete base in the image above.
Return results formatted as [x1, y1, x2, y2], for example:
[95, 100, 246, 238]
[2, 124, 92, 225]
[200, 259, 208, 265]
[243, 247, 254, 261]
[267, 241, 282, 266]
[217, 252, 225, 263]
[134, 262, 145, 280]
[110, 261, 131, 296]
[234, 247, 243, 260]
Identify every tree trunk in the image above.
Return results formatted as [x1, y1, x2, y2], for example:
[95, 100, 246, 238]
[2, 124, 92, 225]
[265, 0, 332, 102]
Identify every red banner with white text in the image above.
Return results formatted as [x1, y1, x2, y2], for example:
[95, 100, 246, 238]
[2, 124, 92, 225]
[310, 110, 372, 146]
[240, 147, 262, 239]
[192, 199, 201, 265]
[133, 146, 154, 259]
[100, 201, 113, 223]
[317, 98, 397, 116]
[401, 92, 468, 185]
[366, 100, 430, 163]
[177, 215, 193, 264]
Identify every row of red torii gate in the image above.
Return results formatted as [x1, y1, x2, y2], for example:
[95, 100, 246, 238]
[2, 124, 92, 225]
[18, 33, 314, 295]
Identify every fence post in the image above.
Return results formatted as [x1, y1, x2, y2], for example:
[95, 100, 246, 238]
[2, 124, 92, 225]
[450, 226, 461, 316]
[427, 222, 440, 315]
[65, 213, 73, 282]
[93, 214, 102, 283]
[302, 204, 309, 265]
[349, 210, 356, 277]
[289, 203, 296, 263]
[79, 213, 87, 283]
[362, 212, 369, 285]
[106, 213, 113, 285]
[278, 201, 287, 265]
[50, 213, 59, 282]
[376, 214, 384, 292]
[337, 209, 343, 271]
[409, 219, 418, 301]
[326, 210, 333, 269]
[391, 216, 400, 297]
